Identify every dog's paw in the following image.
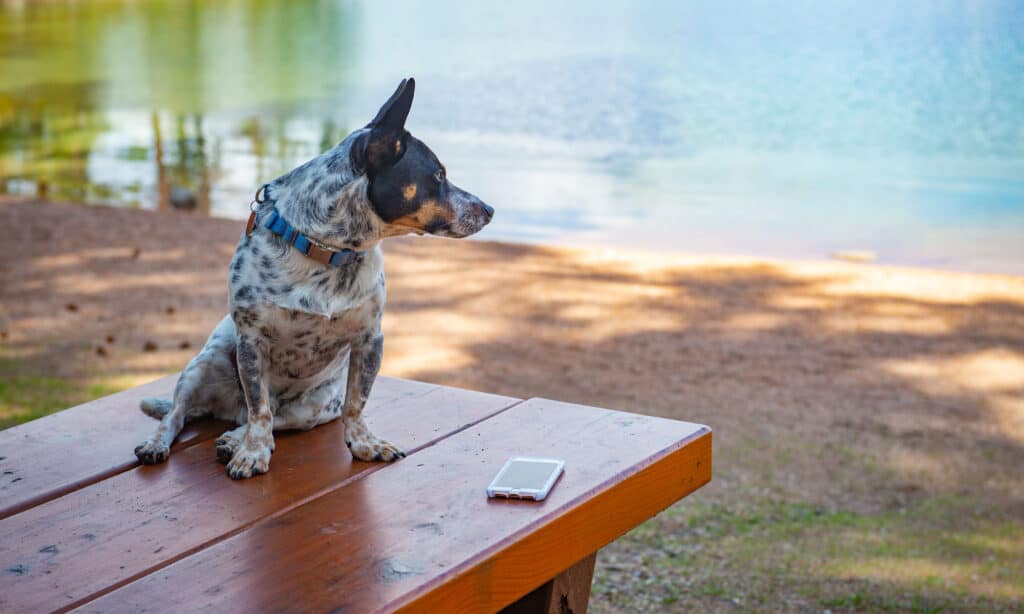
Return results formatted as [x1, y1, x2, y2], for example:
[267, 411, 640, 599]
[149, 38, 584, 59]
[226, 444, 271, 479]
[215, 431, 243, 464]
[134, 440, 170, 465]
[346, 435, 406, 462]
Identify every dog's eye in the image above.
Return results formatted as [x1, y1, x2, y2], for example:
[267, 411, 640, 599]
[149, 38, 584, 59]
[434, 168, 445, 183]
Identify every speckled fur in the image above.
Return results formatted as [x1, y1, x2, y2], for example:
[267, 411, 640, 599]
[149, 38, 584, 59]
[133, 84, 493, 478]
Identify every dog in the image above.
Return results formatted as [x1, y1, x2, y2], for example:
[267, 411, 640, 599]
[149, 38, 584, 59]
[133, 78, 494, 479]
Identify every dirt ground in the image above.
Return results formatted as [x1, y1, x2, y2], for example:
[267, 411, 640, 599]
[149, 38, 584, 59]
[1, 196, 1022, 612]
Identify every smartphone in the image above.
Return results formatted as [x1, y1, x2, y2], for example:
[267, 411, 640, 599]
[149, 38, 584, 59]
[486, 457, 565, 501]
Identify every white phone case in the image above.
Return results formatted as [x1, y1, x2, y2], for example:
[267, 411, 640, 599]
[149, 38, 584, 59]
[486, 456, 565, 501]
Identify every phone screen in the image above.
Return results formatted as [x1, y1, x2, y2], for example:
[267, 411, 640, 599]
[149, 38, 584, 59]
[493, 459, 562, 490]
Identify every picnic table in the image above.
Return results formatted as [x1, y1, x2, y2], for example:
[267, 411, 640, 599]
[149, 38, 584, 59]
[0, 375, 711, 613]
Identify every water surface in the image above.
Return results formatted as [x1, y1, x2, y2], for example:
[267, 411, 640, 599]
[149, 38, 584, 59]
[2, 0, 1022, 272]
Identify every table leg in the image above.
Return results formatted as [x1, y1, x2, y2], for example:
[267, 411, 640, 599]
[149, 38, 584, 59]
[500, 552, 598, 614]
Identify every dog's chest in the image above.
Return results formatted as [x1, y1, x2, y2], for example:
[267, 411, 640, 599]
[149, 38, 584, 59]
[260, 301, 377, 380]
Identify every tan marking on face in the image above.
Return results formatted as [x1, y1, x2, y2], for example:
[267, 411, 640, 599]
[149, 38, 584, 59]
[394, 139, 402, 155]
[403, 184, 417, 201]
[384, 199, 456, 235]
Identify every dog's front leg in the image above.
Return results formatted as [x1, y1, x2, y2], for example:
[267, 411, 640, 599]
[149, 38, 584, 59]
[226, 335, 274, 479]
[343, 331, 405, 462]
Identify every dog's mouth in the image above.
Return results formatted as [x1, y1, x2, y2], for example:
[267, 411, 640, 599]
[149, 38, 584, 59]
[392, 187, 493, 239]
[441, 208, 493, 238]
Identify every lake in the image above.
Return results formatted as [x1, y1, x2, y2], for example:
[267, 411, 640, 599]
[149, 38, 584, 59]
[2, 0, 1022, 272]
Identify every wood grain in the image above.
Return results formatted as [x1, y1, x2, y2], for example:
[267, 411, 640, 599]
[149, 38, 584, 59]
[0, 382, 516, 613]
[77, 399, 711, 614]
[0, 375, 202, 519]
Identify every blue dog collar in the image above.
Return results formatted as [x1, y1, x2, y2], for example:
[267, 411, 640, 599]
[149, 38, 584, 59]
[258, 207, 361, 266]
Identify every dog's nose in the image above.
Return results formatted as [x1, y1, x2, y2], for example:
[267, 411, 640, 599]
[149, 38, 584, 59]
[479, 203, 494, 221]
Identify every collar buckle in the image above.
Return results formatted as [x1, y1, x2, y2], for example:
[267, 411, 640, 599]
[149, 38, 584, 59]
[307, 243, 334, 265]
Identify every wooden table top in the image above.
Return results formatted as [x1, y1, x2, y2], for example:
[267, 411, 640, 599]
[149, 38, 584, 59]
[0, 376, 711, 614]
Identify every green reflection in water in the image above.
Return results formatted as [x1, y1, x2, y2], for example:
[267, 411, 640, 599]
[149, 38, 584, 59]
[0, 0, 360, 210]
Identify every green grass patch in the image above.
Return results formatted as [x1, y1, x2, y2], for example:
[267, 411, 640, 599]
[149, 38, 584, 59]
[0, 358, 122, 429]
[594, 497, 1023, 613]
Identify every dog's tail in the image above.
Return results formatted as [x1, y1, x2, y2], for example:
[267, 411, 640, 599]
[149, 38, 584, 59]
[139, 398, 173, 420]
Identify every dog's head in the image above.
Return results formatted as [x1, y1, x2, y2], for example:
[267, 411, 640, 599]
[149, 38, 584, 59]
[353, 78, 494, 239]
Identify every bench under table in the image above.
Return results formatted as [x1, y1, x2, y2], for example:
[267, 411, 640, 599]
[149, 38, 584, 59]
[0, 375, 711, 613]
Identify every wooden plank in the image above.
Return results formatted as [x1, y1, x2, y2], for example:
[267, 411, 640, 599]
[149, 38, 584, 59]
[0, 383, 517, 614]
[499, 553, 597, 614]
[0, 375, 430, 520]
[77, 399, 711, 614]
[0, 375, 194, 519]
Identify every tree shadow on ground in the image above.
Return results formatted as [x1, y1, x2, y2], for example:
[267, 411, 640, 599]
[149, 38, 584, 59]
[2, 199, 1022, 611]
[380, 238, 1024, 612]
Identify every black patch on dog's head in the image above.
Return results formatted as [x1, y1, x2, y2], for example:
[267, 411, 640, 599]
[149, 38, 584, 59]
[353, 78, 454, 228]
[353, 77, 494, 237]
[368, 135, 451, 225]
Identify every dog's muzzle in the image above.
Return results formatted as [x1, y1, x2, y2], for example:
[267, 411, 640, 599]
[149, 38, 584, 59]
[446, 183, 494, 238]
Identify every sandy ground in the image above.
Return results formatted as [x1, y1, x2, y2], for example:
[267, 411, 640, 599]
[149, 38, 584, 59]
[1, 196, 1023, 612]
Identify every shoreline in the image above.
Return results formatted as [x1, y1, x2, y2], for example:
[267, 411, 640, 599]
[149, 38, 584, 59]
[11, 195, 1023, 278]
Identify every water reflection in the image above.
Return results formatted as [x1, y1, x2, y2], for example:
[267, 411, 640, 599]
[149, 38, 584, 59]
[0, 0, 360, 210]
[1, 0, 1022, 272]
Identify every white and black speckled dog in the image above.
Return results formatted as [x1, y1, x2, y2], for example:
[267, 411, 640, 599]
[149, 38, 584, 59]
[133, 78, 493, 479]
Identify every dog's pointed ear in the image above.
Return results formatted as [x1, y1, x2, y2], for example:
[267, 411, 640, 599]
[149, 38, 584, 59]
[357, 78, 415, 175]
[367, 77, 415, 131]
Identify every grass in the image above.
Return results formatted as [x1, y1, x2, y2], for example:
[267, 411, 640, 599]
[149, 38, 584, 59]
[592, 497, 1024, 613]
[0, 357, 122, 429]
